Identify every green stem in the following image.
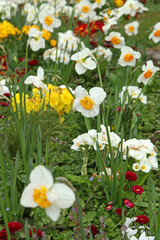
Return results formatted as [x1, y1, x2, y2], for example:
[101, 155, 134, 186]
[81, 156, 88, 175]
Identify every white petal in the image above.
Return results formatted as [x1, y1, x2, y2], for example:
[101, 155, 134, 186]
[89, 87, 106, 105]
[45, 205, 60, 221]
[84, 58, 97, 70]
[24, 76, 37, 84]
[51, 183, 75, 209]
[28, 28, 39, 37]
[75, 62, 87, 75]
[75, 85, 88, 98]
[37, 67, 44, 80]
[20, 183, 38, 208]
[71, 53, 78, 61]
[30, 165, 53, 188]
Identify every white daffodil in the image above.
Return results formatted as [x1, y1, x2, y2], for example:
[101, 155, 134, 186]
[124, 21, 139, 36]
[92, 0, 106, 9]
[149, 22, 160, 43]
[28, 27, 45, 51]
[24, 67, 48, 95]
[20, 165, 75, 221]
[105, 32, 125, 49]
[71, 48, 97, 75]
[118, 46, 141, 67]
[39, 11, 61, 33]
[137, 60, 160, 85]
[73, 85, 106, 118]
[92, 46, 112, 62]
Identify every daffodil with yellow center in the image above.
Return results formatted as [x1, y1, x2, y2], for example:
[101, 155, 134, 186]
[128, 25, 134, 32]
[20, 165, 75, 221]
[124, 53, 134, 62]
[73, 85, 106, 118]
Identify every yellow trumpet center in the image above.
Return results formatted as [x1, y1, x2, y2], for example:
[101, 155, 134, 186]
[141, 165, 146, 171]
[124, 53, 134, 62]
[33, 186, 51, 208]
[80, 96, 94, 110]
[82, 5, 90, 13]
[154, 29, 160, 37]
[95, 0, 101, 3]
[128, 25, 134, 32]
[111, 36, 121, 45]
[45, 16, 53, 26]
[144, 69, 153, 78]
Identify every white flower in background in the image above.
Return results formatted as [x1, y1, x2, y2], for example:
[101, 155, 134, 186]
[43, 48, 70, 65]
[124, 21, 139, 36]
[39, 11, 61, 32]
[149, 22, 160, 43]
[61, 5, 73, 17]
[74, 0, 96, 22]
[28, 27, 45, 51]
[0, 79, 9, 95]
[20, 165, 75, 221]
[73, 86, 106, 118]
[137, 60, 160, 85]
[132, 163, 140, 171]
[58, 30, 85, 52]
[105, 32, 125, 49]
[93, 0, 106, 9]
[0, 1, 17, 20]
[71, 48, 96, 75]
[123, 138, 158, 173]
[92, 46, 112, 62]
[22, 3, 38, 24]
[24, 67, 48, 95]
[118, 0, 148, 17]
[101, 13, 117, 34]
[119, 86, 147, 104]
[118, 46, 141, 67]
[71, 133, 94, 151]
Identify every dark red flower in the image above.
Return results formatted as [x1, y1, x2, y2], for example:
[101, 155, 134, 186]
[18, 57, 25, 62]
[117, 107, 121, 111]
[7, 222, 23, 233]
[106, 205, 113, 211]
[29, 229, 42, 237]
[132, 185, 144, 195]
[0, 115, 6, 119]
[3, 93, 10, 98]
[123, 199, 134, 208]
[28, 59, 38, 66]
[0, 230, 7, 238]
[125, 171, 137, 181]
[136, 215, 149, 224]
[90, 225, 97, 236]
[0, 102, 9, 107]
[115, 208, 127, 216]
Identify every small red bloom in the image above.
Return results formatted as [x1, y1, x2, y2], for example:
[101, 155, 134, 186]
[29, 229, 42, 237]
[115, 208, 127, 216]
[3, 93, 10, 98]
[28, 59, 38, 66]
[90, 225, 97, 236]
[0, 230, 7, 238]
[18, 57, 25, 62]
[123, 199, 134, 208]
[8, 222, 23, 233]
[0, 115, 6, 119]
[117, 107, 121, 111]
[106, 205, 113, 211]
[0, 102, 9, 107]
[136, 215, 149, 224]
[132, 185, 144, 195]
[125, 171, 137, 181]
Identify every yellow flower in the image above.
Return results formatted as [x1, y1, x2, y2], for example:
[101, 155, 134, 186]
[42, 29, 51, 40]
[50, 39, 57, 47]
[114, 0, 124, 7]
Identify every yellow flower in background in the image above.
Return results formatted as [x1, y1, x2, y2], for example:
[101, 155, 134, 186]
[0, 21, 21, 39]
[114, 0, 124, 7]
[22, 25, 40, 35]
[11, 85, 74, 122]
[50, 39, 57, 47]
[42, 29, 51, 40]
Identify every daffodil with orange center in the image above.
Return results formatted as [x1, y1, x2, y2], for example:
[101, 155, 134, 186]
[137, 60, 159, 85]
[118, 46, 141, 67]
[124, 21, 139, 36]
[105, 32, 125, 49]
[39, 11, 61, 33]
[73, 85, 106, 118]
[149, 22, 160, 43]
[20, 165, 75, 221]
